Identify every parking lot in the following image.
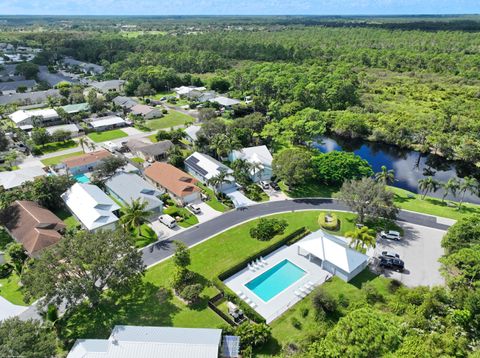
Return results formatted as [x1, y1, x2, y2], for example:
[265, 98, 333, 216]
[373, 222, 446, 287]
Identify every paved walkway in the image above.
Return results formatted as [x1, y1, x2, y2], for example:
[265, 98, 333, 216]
[141, 198, 452, 267]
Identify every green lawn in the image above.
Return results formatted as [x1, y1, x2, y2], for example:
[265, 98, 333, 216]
[41, 151, 84, 166]
[132, 224, 158, 248]
[196, 183, 229, 212]
[87, 129, 128, 143]
[163, 205, 199, 228]
[53, 208, 80, 230]
[279, 180, 340, 199]
[36, 140, 78, 154]
[0, 272, 28, 306]
[131, 157, 145, 164]
[61, 211, 356, 341]
[244, 184, 270, 202]
[144, 111, 194, 131]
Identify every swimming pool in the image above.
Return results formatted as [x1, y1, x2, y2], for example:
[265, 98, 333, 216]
[74, 173, 90, 183]
[245, 259, 306, 302]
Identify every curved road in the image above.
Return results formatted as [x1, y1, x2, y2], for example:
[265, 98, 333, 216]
[141, 199, 451, 267]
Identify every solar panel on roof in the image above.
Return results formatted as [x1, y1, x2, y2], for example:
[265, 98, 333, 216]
[185, 156, 208, 176]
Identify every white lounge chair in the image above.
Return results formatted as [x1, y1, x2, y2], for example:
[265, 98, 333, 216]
[248, 263, 256, 272]
[294, 290, 305, 298]
[255, 259, 264, 267]
[245, 298, 252, 305]
[308, 281, 315, 287]
[305, 282, 314, 290]
[303, 284, 313, 292]
[260, 257, 268, 265]
[252, 262, 260, 270]
[299, 287, 308, 294]
[236, 290, 247, 299]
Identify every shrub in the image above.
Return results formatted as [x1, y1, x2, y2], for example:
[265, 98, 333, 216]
[156, 287, 171, 303]
[171, 267, 194, 291]
[301, 307, 309, 318]
[250, 218, 288, 241]
[0, 263, 13, 278]
[235, 322, 271, 350]
[313, 288, 337, 316]
[388, 279, 403, 293]
[362, 282, 384, 304]
[338, 293, 350, 308]
[162, 109, 168, 114]
[318, 212, 339, 231]
[291, 317, 302, 329]
[180, 283, 203, 304]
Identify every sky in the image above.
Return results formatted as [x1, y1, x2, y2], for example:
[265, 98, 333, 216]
[1, 0, 479, 16]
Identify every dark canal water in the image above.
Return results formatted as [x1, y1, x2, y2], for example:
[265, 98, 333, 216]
[314, 136, 480, 204]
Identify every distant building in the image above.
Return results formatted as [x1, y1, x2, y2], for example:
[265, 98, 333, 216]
[0, 80, 36, 95]
[62, 57, 105, 75]
[112, 96, 138, 110]
[129, 104, 162, 119]
[62, 150, 112, 175]
[0, 89, 61, 106]
[145, 162, 201, 205]
[67, 325, 234, 358]
[91, 80, 125, 93]
[209, 96, 241, 109]
[184, 152, 236, 192]
[127, 139, 174, 162]
[8, 108, 59, 130]
[61, 183, 120, 232]
[0, 165, 46, 190]
[4, 200, 65, 257]
[60, 102, 90, 114]
[174, 85, 206, 98]
[228, 145, 273, 182]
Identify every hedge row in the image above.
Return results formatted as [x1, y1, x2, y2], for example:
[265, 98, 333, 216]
[212, 227, 311, 323]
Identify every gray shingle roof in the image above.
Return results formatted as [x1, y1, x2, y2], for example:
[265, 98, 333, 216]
[0, 80, 36, 92]
[0, 89, 61, 105]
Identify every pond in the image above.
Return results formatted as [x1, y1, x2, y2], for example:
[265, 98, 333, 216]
[314, 136, 480, 204]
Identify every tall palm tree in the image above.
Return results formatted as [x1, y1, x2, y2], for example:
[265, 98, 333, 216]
[458, 176, 478, 208]
[210, 134, 241, 159]
[207, 169, 233, 194]
[120, 198, 152, 237]
[418, 176, 440, 200]
[441, 178, 459, 203]
[345, 226, 376, 251]
[78, 137, 88, 153]
[375, 166, 395, 185]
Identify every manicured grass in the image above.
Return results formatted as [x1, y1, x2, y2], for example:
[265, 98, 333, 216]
[163, 205, 199, 228]
[389, 186, 480, 220]
[61, 211, 356, 341]
[36, 140, 77, 154]
[53, 208, 80, 230]
[279, 180, 340, 199]
[87, 129, 128, 143]
[144, 111, 194, 131]
[41, 151, 84, 166]
[0, 272, 28, 306]
[132, 224, 157, 248]
[131, 157, 145, 164]
[244, 184, 270, 202]
[196, 183, 229, 212]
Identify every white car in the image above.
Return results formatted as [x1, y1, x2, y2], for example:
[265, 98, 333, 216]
[380, 230, 401, 241]
[259, 181, 270, 190]
[187, 204, 201, 214]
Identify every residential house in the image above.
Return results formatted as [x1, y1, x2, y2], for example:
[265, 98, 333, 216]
[0, 166, 46, 190]
[228, 145, 273, 182]
[9, 108, 60, 130]
[62, 57, 105, 75]
[184, 125, 201, 143]
[145, 162, 201, 205]
[45, 123, 83, 138]
[0, 80, 36, 95]
[209, 96, 241, 109]
[130, 104, 162, 119]
[62, 149, 112, 175]
[174, 85, 206, 98]
[38, 65, 78, 87]
[0, 64, 19, 79]
[91, 80, 125, 93]
[184, 152, 236, 192]
[112, 96, 138, 110]
[105, 172, 163, 215]
[4, 200, 65, 257]
[67, 325, 236, 358]
[0, 89, 61, 106]
[87, 116, 127, 131]
[61, 183, 120, 232]
[127, 139, 174, 162]
[60, 102, 90, 115]
[296, 230, 369, 282]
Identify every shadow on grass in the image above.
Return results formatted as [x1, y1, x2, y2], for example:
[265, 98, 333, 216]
[133, 225, 157, 248]
[349, 269, 379, 289]
[283, 181, 340, 199]
[58, 282, 180, 345]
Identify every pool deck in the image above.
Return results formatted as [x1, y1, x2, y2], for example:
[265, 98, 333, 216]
[224, 243, 330, 323]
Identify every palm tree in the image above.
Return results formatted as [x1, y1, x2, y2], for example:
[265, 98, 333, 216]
[375, 166, 395, 185]
[441, 178, 459, 203]
[418, 177, 440, 200]
[249, 161, 264, 182]
[345, 226, 376, 251]
[207, 169, 233, 194]
[210, 134, 241, 159]
[78, 137, 88, 153]
[120, 199, 152, 237]
[458, 176, 478, 208]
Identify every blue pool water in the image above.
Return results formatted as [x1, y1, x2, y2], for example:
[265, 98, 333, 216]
[74, 173, 90, 183]
[246, 260, 306, 302]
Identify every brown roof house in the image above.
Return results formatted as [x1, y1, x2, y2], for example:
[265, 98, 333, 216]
[4, 200, 65, 256]
[130, 104, 162, 120]
[127, 139, 174, 162]
[145, 162, 201, 205]
[62, 149, 112, 175]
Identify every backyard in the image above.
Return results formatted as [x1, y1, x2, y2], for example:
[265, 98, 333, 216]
[144, 110, 194, 131]
[60, 211, 357, 341]
[87, 129, 128, 143]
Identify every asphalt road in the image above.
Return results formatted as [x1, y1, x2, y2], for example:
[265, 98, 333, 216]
[141, 198, 451, 267]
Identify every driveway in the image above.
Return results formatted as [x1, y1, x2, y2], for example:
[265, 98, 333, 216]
[373, 222, 445, 287]
[193, 202, 223, 223]
[121, 127, 144, 136]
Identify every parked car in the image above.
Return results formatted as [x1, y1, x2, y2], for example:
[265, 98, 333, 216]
[187, 203, 201, 214]
[379, 257, 405, 272]
[259, 181, 270, 190]
[381, 251, 400, 259]
[270, 181, 280, 191]
[158, 214, 177, 228]
[380, 230, 401, 240]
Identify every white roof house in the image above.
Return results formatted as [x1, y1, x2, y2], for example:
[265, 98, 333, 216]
[61, 183, 120, 232]
[88, 116, 127, 130]
[209, 96, 241, 108]
[184, 125, 201, 142]
[174, 86, 206, 96]
[296, 230, 369, 282]
[45, 123, 82, 136]
[9, 108, 59, 128]
[0, 166, 46, 190]
[229, 145, 273, 182]
[67, 325, 223, 358]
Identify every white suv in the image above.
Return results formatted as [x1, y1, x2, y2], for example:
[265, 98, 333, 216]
[380, 230, 401, 241]
[188, 204, 201, 214]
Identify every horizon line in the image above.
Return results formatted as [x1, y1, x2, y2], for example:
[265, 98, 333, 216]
[0, 13, 479, 17]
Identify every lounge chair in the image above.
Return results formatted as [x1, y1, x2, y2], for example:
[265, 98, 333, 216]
[260, 257, 268, 265]
[245, 298, 252, 305]
[255, 259, 264, 267]
[294, 290, 305, 298]
[308, 281, 315, 287]
[236, 290, 247, 299]
[299, 287, 308, 294]
[252, 262, 261, 270]
[248, 263, 256, 272]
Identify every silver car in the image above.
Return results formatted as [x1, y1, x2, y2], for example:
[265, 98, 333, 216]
[380, 230, 401, 240]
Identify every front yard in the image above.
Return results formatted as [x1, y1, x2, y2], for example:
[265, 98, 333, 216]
[144, 111, 194, 131]
[40, 151, 84, 166]
[35, 140, 78, 154]
[87, 129, 128, 143]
